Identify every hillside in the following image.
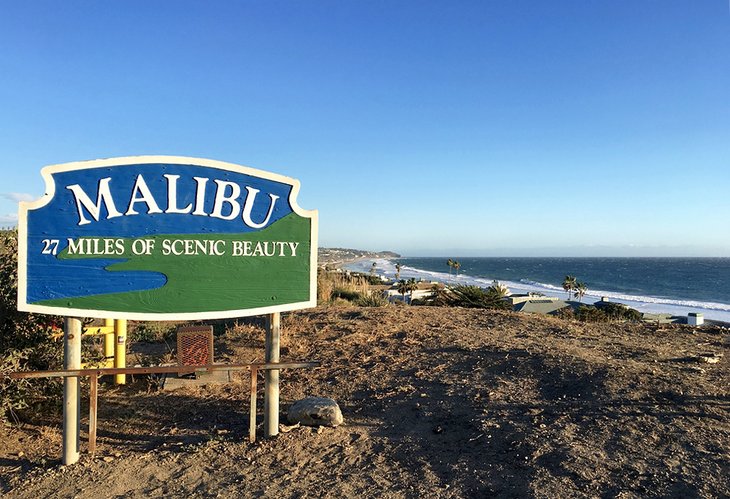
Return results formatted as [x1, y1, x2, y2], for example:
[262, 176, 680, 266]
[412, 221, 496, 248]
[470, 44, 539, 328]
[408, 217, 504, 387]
[1, 306, 728, 498]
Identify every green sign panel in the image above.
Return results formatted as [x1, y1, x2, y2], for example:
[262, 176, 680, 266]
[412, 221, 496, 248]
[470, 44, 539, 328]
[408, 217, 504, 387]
[18, 156, 318, 320]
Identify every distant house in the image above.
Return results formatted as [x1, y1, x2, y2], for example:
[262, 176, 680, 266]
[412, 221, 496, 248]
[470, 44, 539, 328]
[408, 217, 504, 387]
[593, 297, 628, 309]
[384, 282, 435, 304]
[384, 288, 433, 304]
[513, 299, 571, 316]
[505, 292, 558, 307]
[688, 312, 704, 326]
[642, 312, 713, 326]
[641, 313, 684, 324]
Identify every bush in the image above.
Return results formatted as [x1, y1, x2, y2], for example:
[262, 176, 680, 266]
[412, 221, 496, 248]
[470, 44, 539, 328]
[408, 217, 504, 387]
[129, 321, 177, 343]
[554, 306, 575, 320]
[599, 302, 642, 322]
[331, 287, 362, 302]
[317, 270, 372, 304]
[354, 272, 385, 285]
[0, 230, 64, 422]
[356, 292, 389, 307]
[445, 285, 510, 310]
[575, 305, 608, 322]
[575, 303, 643, 323]
[426, 284, 451, 306]
[624, 308, 642, 322]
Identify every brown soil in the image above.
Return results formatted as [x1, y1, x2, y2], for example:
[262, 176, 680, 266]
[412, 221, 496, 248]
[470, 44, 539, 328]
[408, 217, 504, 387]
[1, 306, 729, 498]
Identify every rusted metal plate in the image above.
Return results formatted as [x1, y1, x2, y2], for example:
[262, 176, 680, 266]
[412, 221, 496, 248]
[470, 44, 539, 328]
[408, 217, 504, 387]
[177, 326, 214, 366]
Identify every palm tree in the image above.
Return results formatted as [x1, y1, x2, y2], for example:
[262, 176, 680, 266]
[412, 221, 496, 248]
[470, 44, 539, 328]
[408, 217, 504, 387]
[453, 261, 461, 278]
[429, 283, 448, 305]
[397, 278, 419, 304]
[406, 278, 418, 303]
[488, 280, 510, 298]
[574, 282, 587, 302]
[562, 275, 577, 299]
[395, 263, 401, 280]
[447, 259, 454, 276]
[397, 279, 409, 303]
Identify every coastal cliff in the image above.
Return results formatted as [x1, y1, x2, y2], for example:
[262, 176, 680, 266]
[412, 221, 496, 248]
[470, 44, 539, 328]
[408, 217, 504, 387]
[318, 247, 400, 266]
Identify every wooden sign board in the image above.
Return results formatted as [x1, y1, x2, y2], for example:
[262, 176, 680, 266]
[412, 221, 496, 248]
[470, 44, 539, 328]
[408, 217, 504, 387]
[17, 156, 318, 320]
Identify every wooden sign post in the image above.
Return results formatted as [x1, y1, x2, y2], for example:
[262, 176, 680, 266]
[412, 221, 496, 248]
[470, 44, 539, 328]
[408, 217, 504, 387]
[17, 156, 318, 463]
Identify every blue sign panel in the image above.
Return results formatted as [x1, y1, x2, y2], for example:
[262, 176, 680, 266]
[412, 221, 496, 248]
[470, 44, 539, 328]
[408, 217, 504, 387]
[18, 156, 318, 320]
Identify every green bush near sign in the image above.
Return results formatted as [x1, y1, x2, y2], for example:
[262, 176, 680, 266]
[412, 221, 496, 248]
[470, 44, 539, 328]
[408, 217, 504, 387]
[0, 230, 63, 420]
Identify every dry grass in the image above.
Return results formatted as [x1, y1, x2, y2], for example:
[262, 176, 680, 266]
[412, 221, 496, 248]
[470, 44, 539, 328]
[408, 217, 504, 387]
[317, 270, 372, 304]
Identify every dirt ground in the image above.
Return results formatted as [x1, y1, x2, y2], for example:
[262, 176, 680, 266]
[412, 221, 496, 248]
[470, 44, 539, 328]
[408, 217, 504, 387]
[1, 306, 729, 498]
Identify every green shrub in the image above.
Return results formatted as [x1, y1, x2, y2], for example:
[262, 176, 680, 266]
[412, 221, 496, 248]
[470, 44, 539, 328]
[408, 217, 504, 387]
[356, 292, 389, 307]
[0, 230, 64, 422]
[446, 285, 510, 310]
[129, 322, 177, 343]
[425, 284, 451, 306]
[599, 302, 642, 322]
[571, 303, 642, 323]
[623, 308, 642, 322]
[554, 306, 575, 320]
[331, 287, 363, 302]
[575, 305, 608, 322]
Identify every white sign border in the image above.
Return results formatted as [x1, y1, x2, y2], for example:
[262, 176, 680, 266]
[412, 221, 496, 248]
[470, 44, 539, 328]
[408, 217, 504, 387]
[17, 155, 318, 320]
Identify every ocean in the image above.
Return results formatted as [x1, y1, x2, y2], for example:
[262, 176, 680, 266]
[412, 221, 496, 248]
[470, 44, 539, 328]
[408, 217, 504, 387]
[344, 257, 730, 322]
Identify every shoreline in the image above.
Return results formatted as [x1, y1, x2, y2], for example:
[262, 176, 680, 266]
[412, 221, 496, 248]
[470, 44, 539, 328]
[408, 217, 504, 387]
[339, 256, 730, 324]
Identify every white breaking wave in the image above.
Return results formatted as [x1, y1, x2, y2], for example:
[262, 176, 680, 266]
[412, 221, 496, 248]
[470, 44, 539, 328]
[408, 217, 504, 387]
[343, 258, 730, 322]
[518, 278, 730, 312]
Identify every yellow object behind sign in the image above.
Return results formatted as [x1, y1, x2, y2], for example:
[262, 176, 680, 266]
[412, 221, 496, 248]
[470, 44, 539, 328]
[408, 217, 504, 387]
[114, 319, 127, 385]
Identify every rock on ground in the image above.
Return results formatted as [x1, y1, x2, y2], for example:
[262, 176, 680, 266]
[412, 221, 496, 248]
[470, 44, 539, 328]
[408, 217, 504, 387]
[287, 397, 344, 427]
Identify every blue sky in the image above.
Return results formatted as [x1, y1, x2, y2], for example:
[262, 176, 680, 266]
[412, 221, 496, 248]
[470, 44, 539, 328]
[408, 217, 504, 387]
[1, 1, 728, 256]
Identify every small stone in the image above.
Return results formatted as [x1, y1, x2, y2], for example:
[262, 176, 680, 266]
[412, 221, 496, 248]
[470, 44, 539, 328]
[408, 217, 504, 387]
[17, 451, 24, 458]
[698, 353, 723, 364]
[102, 456, 114, 463]
[279, 422, 301, 433]
[288, 397, 344, 427]
[113, 452, 122, 458]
